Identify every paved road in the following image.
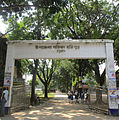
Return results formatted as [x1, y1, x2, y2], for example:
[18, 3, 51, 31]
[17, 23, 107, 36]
[0, 93, 119, 120]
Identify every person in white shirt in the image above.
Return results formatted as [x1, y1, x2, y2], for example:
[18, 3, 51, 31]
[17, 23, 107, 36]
[0, 87, 8, 117]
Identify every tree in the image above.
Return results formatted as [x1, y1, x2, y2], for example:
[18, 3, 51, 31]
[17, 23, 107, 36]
[6, 0, 66, 101]
[2, 0, 118, 104]
[0, 0, 68, 20]
[53, 59, 73, 92]
[70, 59, 92, 78]
[0, 36, 7, 87]
[37, 59, 56, 98]
[28, 78, 40, 87]
[5, 1, 66, 105]
[69, 59, 93, 93]
[86, 72, 97, 86]
[0, 0, 69, 104]
[47, 0, 119, 104]
[114, 38, 119, 66]
[48, 0, 119, 86]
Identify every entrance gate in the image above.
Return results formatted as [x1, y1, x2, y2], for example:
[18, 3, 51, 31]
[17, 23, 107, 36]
[4, 39, 118, 115]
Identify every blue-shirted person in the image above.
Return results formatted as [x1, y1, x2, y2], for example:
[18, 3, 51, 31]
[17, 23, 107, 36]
[67, 91, 71, 103]
[71, 91, 73, 103]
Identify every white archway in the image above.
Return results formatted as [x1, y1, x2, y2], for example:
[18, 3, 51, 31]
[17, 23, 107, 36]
[4, 39, 118, 115]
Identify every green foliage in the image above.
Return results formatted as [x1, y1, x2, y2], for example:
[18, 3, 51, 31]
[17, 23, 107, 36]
[85, 72, 97, 86]
[8, 16, 38, 40]
[114, 38, 119, 66]
[53, 59, 73, 92]
[2, 0, 119, 89]
[72, 78, 78, 87]
[28, 77, 40, 86]
[36, 59, 58, 97]
[49, 0, 119, 40]
[0, 0, 29, 20]
[48, 0, 119, 86]
[0, 0, 68, 21]
[70, 59, 92, 77]
[21, 59, 33, 74]
[5, 1, 68, 98]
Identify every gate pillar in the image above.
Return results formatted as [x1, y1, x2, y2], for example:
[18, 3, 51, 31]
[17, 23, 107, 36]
[4, 44, 15, 112]
[106, 43, 118, 115]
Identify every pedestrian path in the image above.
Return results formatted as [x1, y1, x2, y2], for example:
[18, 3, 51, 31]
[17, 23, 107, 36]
[0, 93, 119, 120]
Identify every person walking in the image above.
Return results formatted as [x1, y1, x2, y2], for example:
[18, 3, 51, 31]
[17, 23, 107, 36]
[67, 91, 71, 103]
[74, 90, 79, 103]
[81, 90, 85, 103]
[70, 91, 73, 104]
[0, 87, 8, 117]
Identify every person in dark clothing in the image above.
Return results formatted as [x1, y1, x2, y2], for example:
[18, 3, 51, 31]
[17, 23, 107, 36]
[81, 90, 85, 103]
[0, 87, 8, 117]
[71, 91, 73, 103]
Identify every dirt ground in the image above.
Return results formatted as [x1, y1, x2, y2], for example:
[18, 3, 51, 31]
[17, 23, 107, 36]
[0, 93, 119, 120]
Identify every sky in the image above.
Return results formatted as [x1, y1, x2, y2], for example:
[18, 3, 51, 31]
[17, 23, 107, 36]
[0, 18, 8, 34]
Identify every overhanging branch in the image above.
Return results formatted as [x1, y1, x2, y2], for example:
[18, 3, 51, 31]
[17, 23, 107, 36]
[0, 4, 46, 10]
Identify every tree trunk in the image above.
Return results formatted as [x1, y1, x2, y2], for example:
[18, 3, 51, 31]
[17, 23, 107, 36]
[15, 60, 22, 79]
[30, 70, 36, 105]
[95, 88, 103, 104]
[44, 84, 48, 98]
[30, 59, 38, 105]
[93, 60, 104, 104]
[0, 38, 7, 87]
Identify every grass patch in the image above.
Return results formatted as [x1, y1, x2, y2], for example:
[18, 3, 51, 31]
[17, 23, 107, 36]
[36, 92, 55, 98]
[35, 92, 55, 105]
[48, 93, 55, 98]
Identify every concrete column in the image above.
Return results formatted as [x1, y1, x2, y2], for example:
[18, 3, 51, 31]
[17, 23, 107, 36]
[105, 43, 118, 115]
[4, 44, 15, 109]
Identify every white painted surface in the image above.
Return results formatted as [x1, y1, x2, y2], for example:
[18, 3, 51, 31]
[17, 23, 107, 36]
[105, 43, 118, 109]
[4, 44, 15, 107]
[8, 40, 108, 59]
[12, 42, 106, 59]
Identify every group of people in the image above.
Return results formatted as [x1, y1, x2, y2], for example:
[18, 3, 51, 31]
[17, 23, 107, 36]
[67, 89, 88, 104]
